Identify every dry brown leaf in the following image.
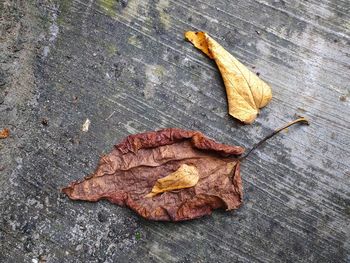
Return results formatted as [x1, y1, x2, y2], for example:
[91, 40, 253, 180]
[145, 164, 199, 198]
[185, 31, 272, 124]
[0, 128, 10, 139]
[63, 128, 244, 221]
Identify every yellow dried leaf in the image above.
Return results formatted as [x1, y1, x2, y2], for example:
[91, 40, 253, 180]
[185, 31, 272, 124]
[146, 164, 199, 198]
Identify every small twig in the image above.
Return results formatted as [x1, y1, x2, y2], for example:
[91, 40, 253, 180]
[105, 110, 116, 121]
[239, 117, 309, 160]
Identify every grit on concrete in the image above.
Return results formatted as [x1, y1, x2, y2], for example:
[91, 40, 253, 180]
[0, 0, 349, 262]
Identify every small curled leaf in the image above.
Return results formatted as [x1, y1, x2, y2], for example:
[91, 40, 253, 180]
[145, 164, 200, 198]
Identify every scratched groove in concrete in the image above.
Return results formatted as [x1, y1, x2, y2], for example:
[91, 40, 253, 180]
[0, 0, 349, 262]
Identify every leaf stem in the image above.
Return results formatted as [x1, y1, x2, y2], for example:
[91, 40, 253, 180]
[239, 117, 309, 160]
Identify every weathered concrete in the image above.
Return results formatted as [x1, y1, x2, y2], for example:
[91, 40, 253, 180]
[1, 0, 349, 262]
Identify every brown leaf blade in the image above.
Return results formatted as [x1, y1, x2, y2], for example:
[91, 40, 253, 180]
[185, 31, 272, 124]
[62, 128, 244, 221]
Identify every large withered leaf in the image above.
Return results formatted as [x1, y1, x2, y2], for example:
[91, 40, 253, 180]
[63, 128, 245, 221]
[185, 31, 272, 124]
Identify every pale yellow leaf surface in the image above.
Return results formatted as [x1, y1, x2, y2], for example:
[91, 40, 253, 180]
[145, 164, 199, 198]
[185, 31, 272, 124]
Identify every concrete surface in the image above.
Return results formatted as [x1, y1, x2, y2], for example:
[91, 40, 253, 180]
[0, 0, 349, 262]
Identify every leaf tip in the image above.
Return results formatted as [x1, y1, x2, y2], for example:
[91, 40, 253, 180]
[145, 192, 155, 198]
[184, 31, 213, 58]
[61, 186, 72, 197]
